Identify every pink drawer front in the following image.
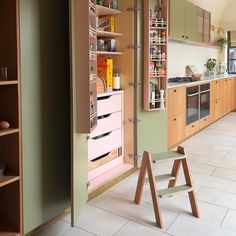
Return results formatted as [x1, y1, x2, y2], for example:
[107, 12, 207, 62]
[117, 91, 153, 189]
[91, 112, 122, 138]
[88, 129, 122, 161]
[97, 94, 122, 116]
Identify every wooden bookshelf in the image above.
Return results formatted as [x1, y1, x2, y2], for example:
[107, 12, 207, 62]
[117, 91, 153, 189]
[97, 51, 122, 55]
[0, 0, 22, 235]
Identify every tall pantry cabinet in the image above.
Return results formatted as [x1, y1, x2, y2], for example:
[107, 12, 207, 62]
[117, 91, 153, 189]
[70, 0, 168, 226]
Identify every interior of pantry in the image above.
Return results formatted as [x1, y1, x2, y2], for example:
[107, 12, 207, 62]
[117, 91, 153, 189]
[0, 0, 22, 235]
[144, 0, 168, 111]
[86, 0, 136, 192]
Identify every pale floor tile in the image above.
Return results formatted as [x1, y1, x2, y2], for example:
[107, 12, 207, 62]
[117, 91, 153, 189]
[212, 167, 236, 182]
[192, 173, 236, 195]
[71, 205, 128, 236]
[89, 190, 119, 208]
[221, 210, 236, 232]
[64, 227, 95, 236]
[167, 215, 236, 236]
[114, 221, 169, 236]
[197, 187, 236, 210]
[100, 194, 178, 231]
[35, 220, 71, 236]
[158, 195, 227, 226]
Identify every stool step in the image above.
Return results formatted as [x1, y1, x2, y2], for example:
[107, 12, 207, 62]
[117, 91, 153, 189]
[144, 174, 175, 183]
[151, 151, 185, 163]
[158, 184, 193, 198]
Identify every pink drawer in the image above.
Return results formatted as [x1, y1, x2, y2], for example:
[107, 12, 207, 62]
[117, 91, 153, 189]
[88, 129, 122, 161]
[97, 94, 122, 116]
[91, 112, 122, 138]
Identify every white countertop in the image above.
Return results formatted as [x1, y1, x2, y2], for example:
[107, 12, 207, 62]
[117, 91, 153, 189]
[168, 74, 236, 88]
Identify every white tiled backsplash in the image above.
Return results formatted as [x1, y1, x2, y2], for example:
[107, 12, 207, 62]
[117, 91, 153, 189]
[167, 42, 219, 78]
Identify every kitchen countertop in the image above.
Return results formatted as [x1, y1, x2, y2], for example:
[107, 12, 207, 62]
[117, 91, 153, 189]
[168, 74, 236, 88]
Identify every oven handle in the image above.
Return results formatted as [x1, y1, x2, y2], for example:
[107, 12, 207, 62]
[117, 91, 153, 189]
[200, 89, 211, 94]
[187, 92, 199, 97]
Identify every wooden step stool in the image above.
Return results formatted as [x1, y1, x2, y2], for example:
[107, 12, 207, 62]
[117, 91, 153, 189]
[134, 146, 200, 228]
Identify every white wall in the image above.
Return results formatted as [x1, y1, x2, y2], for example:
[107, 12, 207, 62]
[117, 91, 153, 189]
[168, 42, 219, 77]
[220, 1, 236, 31]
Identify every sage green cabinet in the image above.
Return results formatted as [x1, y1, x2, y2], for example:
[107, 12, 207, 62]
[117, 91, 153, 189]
[169, 0, 210, 44]
[185, 1, 198, 41]
[169, 0, 186, 40]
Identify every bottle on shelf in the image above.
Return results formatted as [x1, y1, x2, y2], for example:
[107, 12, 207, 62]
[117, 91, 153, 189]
[113, 73, 121, 90]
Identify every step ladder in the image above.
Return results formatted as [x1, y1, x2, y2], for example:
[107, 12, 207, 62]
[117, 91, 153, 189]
[134, 146, 200, 228]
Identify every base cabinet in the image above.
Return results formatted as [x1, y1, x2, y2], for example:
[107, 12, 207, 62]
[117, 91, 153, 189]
[168, 113, 186, 147]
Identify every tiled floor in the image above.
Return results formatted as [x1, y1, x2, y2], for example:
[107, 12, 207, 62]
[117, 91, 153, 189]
[37, 113, 236, 236]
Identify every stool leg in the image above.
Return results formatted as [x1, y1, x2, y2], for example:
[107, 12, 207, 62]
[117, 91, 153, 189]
[182, 157, 200, 218]
[134, 153, 147, 205]
[145, 152, 164, 228]
[168, 159, 182, 188]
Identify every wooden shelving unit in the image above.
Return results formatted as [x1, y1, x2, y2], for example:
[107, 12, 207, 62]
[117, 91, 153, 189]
[97, 31, 123, 38]
[143, 0, 168, 111]
[0, 0, 22, 235]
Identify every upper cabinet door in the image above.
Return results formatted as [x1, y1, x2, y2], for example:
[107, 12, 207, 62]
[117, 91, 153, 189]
[197, 7, 204, 42]
[169, 0, 186, 40]
[203, 10, 211, 43]
[185, 1, 198, 41]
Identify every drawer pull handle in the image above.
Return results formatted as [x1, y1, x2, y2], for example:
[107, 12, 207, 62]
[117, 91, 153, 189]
[192, 125, 195, 128]
[173, 118, 177, 121]
[98, 113, 112, 120]
[98, 95, 112, 101]
[92, 131, 112, 140]
[174, 89, 177, 93]
[204, 119, 207, 121]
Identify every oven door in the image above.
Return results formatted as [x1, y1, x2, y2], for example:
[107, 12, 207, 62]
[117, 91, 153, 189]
[200, 84, 210, 119]
[187, 86, 199, 125]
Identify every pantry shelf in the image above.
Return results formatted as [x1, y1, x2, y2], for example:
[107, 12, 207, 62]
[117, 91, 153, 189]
[0, 128, 19, 137]
[97, 51, 122, 55]
[97, 30, 123, 37]
[96, 5, 122, 16]
[0, 80, 18, 86]
[0, 176, 20, 188]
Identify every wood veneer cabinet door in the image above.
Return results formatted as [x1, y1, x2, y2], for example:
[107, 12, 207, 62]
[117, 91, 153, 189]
[168, 87, 186, 118]
[211, 80, 220, 101]
[186, 121, 199, 137]
[168, 113, 186, 148]
[231, 78, 236, 110]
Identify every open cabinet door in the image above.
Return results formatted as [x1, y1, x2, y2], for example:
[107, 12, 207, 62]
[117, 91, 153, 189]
[69, 0, 89, 226]
[135, 0, 168, 165]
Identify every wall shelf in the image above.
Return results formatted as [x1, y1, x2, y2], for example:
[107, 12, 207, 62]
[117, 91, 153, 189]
[97, 31, 123, 38]
[0, 129, 19, 137]
[0, 176, 19, 188]
[96, 5, 122, 16]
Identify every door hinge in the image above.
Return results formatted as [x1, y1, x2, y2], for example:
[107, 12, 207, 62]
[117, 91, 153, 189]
[127, 6, 141, 11]
[128, 154, 142, 160]
[128, 82, 142, 88]
[128, 45, 141, 50]
[128, 118, 142, 124]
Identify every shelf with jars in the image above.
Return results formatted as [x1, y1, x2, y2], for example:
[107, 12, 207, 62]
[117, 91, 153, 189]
[144, 0, 168, 111]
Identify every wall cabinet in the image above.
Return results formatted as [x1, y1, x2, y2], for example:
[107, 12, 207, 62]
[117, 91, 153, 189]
[169, 0, 211, 44]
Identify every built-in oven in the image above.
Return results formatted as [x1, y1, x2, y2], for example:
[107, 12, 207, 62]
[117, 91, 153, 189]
[200, 83, 210, 119]
[186, 86, 199, 125]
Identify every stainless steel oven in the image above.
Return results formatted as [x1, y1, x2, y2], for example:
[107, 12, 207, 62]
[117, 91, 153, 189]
[186, 83, 210, 125]
[187, 86, 199, 125]
[200, 83, 210, 119]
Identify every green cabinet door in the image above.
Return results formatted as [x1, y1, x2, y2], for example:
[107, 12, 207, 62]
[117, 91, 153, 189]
[169, 0, 186, 40]
[185, 1, 198, 41]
